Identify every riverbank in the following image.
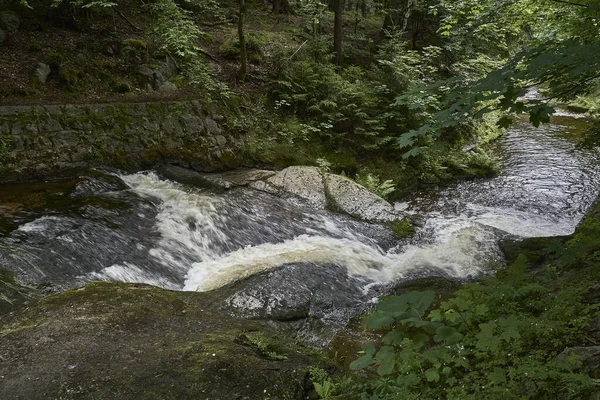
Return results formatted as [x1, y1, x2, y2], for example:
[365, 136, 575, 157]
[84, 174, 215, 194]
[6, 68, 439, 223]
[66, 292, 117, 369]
[0, 101, 245, 183]
[1, 192, 599, 399]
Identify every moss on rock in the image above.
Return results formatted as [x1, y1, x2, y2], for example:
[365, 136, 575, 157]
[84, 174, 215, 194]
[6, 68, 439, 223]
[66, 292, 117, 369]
[0, 282, 330, 399]
[0, 269, 40, 315]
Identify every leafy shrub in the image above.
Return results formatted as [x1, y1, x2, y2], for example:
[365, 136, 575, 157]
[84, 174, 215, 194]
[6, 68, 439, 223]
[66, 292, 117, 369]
[219, 33, 265, 61]
[146, 0, 228, 95]
[354, 172, 396, 199]
[349, 242, 600, 400]
[113, 81, 132, 93]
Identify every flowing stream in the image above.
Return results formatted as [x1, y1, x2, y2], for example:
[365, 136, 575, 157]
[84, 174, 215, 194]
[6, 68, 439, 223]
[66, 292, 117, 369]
[0, 110, 598, 325]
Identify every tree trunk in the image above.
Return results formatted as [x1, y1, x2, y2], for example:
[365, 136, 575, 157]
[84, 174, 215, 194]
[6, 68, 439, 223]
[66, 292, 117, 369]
[354, 0, 360, 33]
[238, 0, 247, 83]
[333, 0, 344, 66]
[273, 0, 280, 14]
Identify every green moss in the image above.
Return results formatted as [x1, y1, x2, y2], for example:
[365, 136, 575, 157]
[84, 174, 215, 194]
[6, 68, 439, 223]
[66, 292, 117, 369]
[0, 269, 39, 316]
[249, 52, 262, 64]
[168, 75, 184, 88]
[121, 38, 147, 49]
[121, 39, 148, 62]
[28, 40, 42, 52]
[105, 104, 133, 126]
[201, 32, 217, 44]
[240, 331, 289, 361]
[58, 67, 84, 92]
[46, 51, 64, 68]
[219, 33, 265, 60]
[0, 281, 331, 399]
[114, 81, 132, 93]
[386, 218, 416, 239]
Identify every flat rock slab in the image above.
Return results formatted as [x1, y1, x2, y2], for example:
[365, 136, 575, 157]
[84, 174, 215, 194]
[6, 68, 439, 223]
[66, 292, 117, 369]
[201, 169, 276, 189]
[0, 282, 329, 400]
[158, 165, 275, 190]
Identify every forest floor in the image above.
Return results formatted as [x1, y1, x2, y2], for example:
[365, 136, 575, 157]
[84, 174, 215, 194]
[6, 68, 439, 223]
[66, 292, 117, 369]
[0, 1, 378, 106]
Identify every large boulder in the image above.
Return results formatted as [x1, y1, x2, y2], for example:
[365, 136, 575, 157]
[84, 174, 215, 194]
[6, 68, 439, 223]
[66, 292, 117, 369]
[324, 173, 397, 221]
[0, 282, 331, 399]
[215, 262, 383, 346]
[157, 165, 275, 190]
[260, 166, 328, 208]
[162, 165, 404, 223]
[32, 62, 51, 85]
[0, 12, 19, 33]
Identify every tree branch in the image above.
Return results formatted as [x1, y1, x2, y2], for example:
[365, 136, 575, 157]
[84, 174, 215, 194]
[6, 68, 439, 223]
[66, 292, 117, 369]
[543, 72, 600, 101]
[115, 9, 142, 31]
[544, 0, 590, 7]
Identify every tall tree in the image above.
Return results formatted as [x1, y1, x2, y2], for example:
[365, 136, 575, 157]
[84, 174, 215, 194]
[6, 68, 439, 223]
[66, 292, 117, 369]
[333, 0, 344, 65]
[237, 0, 247, 83]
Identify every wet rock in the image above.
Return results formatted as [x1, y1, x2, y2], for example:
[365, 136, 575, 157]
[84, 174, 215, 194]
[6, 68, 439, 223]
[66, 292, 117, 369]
[0, 269, 40, 315]
[0, 282, 329, 399]
[69, 170, 130, 198]
[264, 166, 327, 208]
[217, 263, 381, 345]
[245, 166, 402, 222]
[157, 164, 226, 189]
[324, 173, 397, 221]
[198, 169, 275, 189]
[33, 62, 51, 85]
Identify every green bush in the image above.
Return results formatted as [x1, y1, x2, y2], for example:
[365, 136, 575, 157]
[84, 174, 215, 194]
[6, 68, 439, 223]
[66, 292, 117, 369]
[113, 81, 132, 93]
[354, 172, 396, 199]
[346, 209, 600, 399]
[219, 33, 265, 61]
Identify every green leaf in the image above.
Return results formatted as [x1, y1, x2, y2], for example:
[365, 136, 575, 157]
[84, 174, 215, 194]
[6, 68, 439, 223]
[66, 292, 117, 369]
[411, 333, 430, 349]
[382, 329, 406, 346]
[399, 372, 422, 386]
[400, 317, 431, 328]
[375, 346, 396, 376]
[377, 296, 409, 314]
[402, 147, 423, 160]
[425, 367, 440, 382]
[434, 326, 463, 345]
[488, 367, 507, 384]
[406, 291, 435, 315]
[366, 312, 394, 329]
[350, 353, 374, 370]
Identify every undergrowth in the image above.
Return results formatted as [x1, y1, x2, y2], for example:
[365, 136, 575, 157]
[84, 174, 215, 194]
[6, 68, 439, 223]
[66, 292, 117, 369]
[331, 201, 600, 399]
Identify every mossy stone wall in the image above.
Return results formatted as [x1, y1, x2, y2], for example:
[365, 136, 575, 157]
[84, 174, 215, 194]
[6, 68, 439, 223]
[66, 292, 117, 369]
[0, 101, 245, 182]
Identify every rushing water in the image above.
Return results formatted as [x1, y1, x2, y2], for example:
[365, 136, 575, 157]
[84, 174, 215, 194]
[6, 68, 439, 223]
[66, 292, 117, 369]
[0, 112, 598, 317]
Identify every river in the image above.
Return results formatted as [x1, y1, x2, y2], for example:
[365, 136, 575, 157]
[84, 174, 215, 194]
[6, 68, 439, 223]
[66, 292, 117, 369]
[0, 110, 598, 329]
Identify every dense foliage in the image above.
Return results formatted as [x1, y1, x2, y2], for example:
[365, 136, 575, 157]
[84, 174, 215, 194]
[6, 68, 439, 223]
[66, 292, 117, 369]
[8, 0, 599, 191]
[343, 203, 600, 399]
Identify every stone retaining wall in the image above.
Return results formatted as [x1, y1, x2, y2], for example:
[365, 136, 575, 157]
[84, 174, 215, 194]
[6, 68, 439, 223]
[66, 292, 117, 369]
[0, 101, 245, 182]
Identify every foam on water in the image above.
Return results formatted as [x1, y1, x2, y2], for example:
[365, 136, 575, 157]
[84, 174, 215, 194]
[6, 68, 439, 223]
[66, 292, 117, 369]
[6, 106, 597, 294]
[89, 262, 180, 290]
